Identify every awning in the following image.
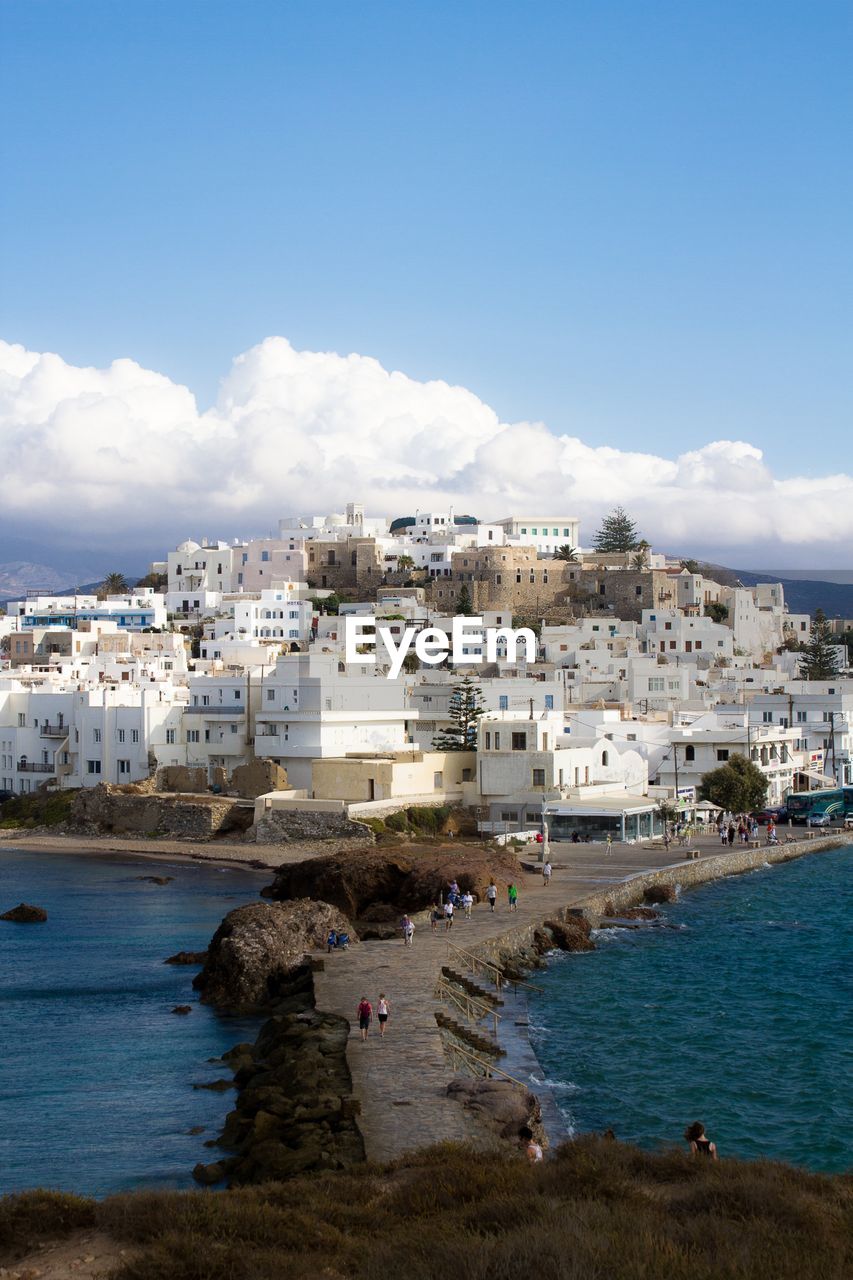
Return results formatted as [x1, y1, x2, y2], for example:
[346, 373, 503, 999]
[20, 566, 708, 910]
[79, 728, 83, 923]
[795, 769, 837, 785]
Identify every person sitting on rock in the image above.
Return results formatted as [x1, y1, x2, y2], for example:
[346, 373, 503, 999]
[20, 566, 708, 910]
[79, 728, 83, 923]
[520, 1125, 543, 1162]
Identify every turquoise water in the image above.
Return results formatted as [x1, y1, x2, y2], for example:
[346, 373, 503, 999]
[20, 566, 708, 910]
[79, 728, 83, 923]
[529, 845, 853, 1172]
[0, 848, 265, 1197]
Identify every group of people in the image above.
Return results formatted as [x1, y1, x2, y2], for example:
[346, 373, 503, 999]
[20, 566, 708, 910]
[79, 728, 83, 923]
[520, 1120, 717, 1164]
[717, 813, 766, 846]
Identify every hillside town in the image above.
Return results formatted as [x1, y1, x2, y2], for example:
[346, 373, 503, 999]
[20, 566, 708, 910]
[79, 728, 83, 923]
[1, 502, 851, 840]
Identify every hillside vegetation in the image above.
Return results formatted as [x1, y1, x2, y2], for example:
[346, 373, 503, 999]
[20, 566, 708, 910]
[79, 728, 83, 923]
[1, 1137, 850, 1279]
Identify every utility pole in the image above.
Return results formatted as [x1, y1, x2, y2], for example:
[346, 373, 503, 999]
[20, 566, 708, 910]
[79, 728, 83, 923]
[828, 710, 837, 784]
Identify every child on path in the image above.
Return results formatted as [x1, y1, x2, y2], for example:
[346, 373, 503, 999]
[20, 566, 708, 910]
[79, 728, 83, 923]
[542, 860, 552, 886]
[400, 914, 415, 946]
[356, 996, 372, 1042]
[486, 882, 497, 912]
[605, 834, 613, 855]
[508, 883, 518, 912]
[377, 993, 390, 1038]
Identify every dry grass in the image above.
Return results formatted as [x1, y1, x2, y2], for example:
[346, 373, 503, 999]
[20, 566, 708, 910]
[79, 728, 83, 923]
[2, 1139, 850, 1279]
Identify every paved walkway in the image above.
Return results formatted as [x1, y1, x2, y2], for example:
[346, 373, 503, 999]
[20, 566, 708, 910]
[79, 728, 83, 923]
[312, 836, 737, 1161]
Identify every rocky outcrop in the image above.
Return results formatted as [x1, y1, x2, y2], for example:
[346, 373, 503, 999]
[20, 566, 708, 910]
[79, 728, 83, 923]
[1, 902, 47, 923]
[643, 884, 678, 904]
[446, 1078, 545, 1147]
[603, 904, 661, 920]
[263, 845, 522, 919]
[193, 967, 365, 1186]
[540, 917, 594, 952]
[193, 900, 355, 1012]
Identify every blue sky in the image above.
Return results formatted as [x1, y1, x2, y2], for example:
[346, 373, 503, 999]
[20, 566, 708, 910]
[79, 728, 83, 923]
[0, 1, 851, 574]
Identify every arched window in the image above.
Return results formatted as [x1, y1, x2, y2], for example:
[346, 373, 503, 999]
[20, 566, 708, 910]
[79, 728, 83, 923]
[601, 750, 609, 767]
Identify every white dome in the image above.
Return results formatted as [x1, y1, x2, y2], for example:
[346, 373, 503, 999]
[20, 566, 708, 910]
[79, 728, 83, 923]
[176, 539, 200, 553]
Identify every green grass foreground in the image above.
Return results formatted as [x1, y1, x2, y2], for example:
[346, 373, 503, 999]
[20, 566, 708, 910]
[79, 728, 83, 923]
[1, 1138, 851, 1279]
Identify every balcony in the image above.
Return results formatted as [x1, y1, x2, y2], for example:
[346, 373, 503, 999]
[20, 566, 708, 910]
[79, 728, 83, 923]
[40, 723, 68, 737]
[184, 705, 245, 716]
[17, 761, 54, 773]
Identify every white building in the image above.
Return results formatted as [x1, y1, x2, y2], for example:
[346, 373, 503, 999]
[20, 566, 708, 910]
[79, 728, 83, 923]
[496, 515, 580, 556]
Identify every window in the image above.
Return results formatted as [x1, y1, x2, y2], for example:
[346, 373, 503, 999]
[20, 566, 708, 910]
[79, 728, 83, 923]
[684, 745, 695, 761]
[532, 768, 546, 786]
[796, 711, 807, 723]
[545, 694, 554, 710]
[494, 732, 501, 750]
[87, 760, 101, 775]
[234, 689, 241, 700]
[716, 749, 729, 761]
[118, 759, 130, 775]
[93, 729, 101, 744]
[17, 713, 25, 727]
[511, 732, 527, 751]
[433, 771, 443, 789]
[485, 732, 491, 749]
[230, 724, 238, 734]
[499, 695, 508, 710]
[166, 729, 176, 744]
[117, 728, 125, 743]
[187, 729, 200, 743]
[762, 711, 773, 723]
[132, 729, 139, 744]
[648, 677, 665, 692]
[601, 751, 609, 767]
[267, 688, 275, 702]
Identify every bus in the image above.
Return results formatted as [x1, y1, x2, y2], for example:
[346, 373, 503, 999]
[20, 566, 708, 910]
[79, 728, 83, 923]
[785, 787, 853, 824]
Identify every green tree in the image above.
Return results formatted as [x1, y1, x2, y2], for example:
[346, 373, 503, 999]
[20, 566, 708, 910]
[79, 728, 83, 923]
[630, 540, 651, 570]
[98, 571, 128, 599]
[137, 570, 168, 591]
[396, 554, 415, 571]
[555, 544, 579, 562]
[798, 610, 840, 680]
[681, 558, 701, 574]
[704, 602, 729, 624]
[401, 651, 420, 674]
[699, 753, 768, 813]
[592, 507, 641, 553]
[432, 675, 486, 751]
[456, 584, 474, 616]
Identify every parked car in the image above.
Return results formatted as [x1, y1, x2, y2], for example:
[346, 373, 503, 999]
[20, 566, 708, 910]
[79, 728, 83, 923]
[754, 807, 787, 826]
[806, 812, 833, 828]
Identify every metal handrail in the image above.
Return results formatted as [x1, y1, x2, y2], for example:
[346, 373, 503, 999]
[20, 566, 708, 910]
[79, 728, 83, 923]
[446, 942, 544, 993]
[444, 1039, 530, 1088]
[435, 976, 501, 1037]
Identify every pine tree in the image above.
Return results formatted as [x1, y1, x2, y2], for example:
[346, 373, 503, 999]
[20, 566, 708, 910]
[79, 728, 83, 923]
[432, 675, 486, 752]
[798, 610, 840, 680]
[592, 507, 641, 553]
[456, 584, 474, 616]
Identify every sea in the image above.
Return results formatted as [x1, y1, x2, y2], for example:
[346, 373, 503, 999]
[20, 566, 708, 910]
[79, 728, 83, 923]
[0, 847, 265, 1197]
[529, 843, 853, 1173]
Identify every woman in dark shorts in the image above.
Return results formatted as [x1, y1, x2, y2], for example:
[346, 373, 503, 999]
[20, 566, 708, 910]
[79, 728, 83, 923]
[377, 993, 390, 1037]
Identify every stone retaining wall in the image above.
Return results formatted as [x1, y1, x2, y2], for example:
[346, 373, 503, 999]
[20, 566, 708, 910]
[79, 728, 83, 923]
[469, 835, 849, 977]
[252, 807, 373, 847]
[71, 785, 254, 841]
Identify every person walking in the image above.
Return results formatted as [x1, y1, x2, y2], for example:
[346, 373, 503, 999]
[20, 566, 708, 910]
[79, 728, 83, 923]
[356, 996, 372, 1042]
[400, 914, 415, 947]
[444, 899, 455, 930]
[508, 883, 518, 912]
[542, 860, 552, 887]
[605, 833, 613, 856]
[462, 891, 474, 919]
[430, 902, 442, 935]
[684, 1121, 718, 1160]
[486, 881, 497, 912]
[377, 993, 390, 1038]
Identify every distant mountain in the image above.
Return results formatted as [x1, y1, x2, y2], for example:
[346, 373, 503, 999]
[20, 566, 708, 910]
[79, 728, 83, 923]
[734, 571, 853, 619]
[0, 561, 74, 598]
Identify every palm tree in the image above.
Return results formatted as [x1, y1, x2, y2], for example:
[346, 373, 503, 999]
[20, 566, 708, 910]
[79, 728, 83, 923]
[98, 572, 128, 599]
[555, 544, 579, 562]
[631, 540, 651, 570]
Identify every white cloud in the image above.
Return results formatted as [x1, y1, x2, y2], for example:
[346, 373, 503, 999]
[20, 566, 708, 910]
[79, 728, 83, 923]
[1, 335, 851, 559]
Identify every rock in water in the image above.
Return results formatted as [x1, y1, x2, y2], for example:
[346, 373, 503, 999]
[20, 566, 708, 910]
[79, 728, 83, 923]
[0, 902, 48, 923]
[135, 875, 174, 885]
[171, 1005, 193, 1015]
[643, 883, 678, 904]
[193, 900, 355, 1012]
[164, 950, 208, 965]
